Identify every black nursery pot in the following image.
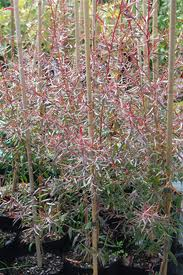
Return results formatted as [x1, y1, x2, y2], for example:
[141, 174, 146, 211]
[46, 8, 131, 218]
[60, 259, 149, 275]
[0, 234, 72, 261]
[0, 215, 22, 233]
[42, 234, 72, 255]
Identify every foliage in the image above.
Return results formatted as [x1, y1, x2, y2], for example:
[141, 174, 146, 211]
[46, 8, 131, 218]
[0, 0, 182, 269]
[0, 0, 10, 8]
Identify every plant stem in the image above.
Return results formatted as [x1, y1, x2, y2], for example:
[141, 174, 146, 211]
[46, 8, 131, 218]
[13, 0, 43, 268]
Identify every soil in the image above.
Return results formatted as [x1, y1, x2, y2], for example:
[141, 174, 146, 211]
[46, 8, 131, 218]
[12, 253, 63, 275]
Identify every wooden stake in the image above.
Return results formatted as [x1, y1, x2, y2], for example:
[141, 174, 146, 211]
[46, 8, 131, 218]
[92, 0, 97, 50]
[152, 0, 159, 81]
[83, 1, 98, 275]
[142, 0, 149, 111]
[10, 0, 15, 62]
[143, 0, 148, 78]
[32, 0, 43, 71]
[79, 0, 84, 36]
[12, 150, 19, 192]
[160, 1, 177, 274]
[83, 0, 94, 140]
[166, 2, 176, 171]
[37, 0, 42, 81]
[37, 0, 46, 118]
[74, 0, 80, 72]
[135, 0, 142, 85]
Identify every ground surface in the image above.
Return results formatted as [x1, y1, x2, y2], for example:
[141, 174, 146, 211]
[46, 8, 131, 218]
[12, 253, 63, 275]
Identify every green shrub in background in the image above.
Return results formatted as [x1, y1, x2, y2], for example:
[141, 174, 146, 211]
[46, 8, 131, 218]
[0, 0, 11, 8]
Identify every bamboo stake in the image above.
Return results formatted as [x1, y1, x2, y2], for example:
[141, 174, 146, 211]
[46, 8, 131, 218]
[152, 0, 160, 147]
[13, 0, 42, 267]
[74, 0, 80, 72]
[92, 0, 97, 50]
[160, 1, 177, 274]
[142, 0, 149, 111]
[83, 1, 98, 275]
[165, 2, 176, 171]
[60, 0, 66, 24]
[143, 0, 148, 77]
[37, 0, 42, 81]
[37, 0, 47, 197]
[10, 0, 18, 191]
[83, 0, 94, 141]
[152, 0, 159, 82]
[92, 0, 97, 100]
[79, 0, 84, 54]
[79, 0, 84, 32]
[32, 0, 43, 72]
[37, 0, 46, 118]
[12, 151, 20, 192]
[91, 2, 98, 271]
[135, 0, 142, 85]
[10, 0, 15, 62]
